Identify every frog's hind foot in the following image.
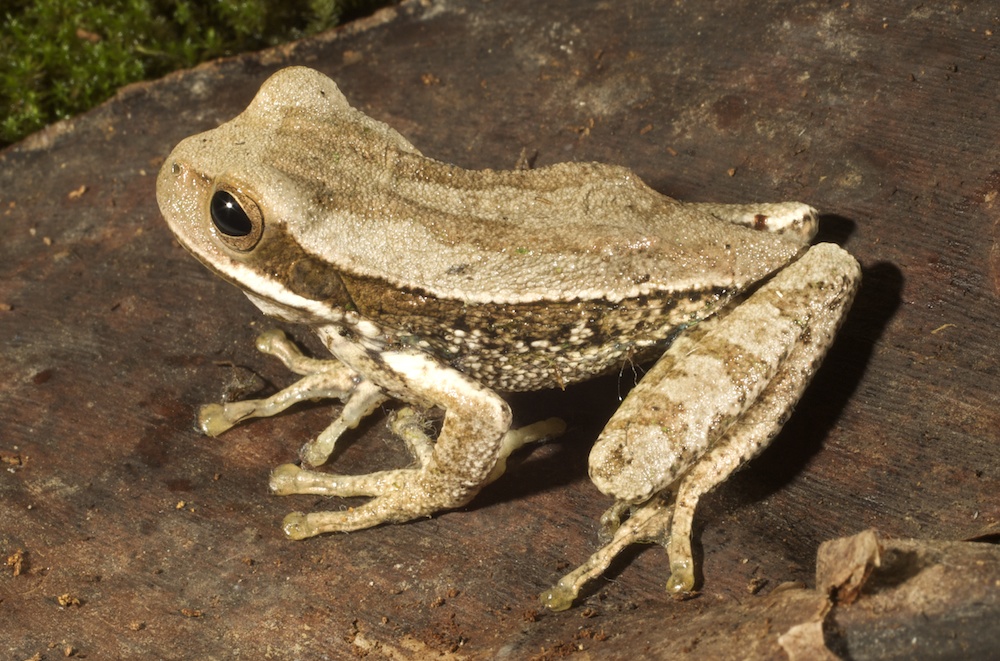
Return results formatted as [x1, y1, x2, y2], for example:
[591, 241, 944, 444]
[541, 493, 675, 611]
[277, 487, 437, 539]
[272, 414, 567, 539]
[269, 463, 416, 499]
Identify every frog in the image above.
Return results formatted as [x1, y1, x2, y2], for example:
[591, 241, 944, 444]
[156, 66, 861, 611]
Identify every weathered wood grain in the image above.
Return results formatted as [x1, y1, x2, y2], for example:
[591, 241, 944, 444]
[2, 1, 998, 658]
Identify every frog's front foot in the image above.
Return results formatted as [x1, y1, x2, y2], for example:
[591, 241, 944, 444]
[268, 463, 305, 495]
[279, 508, 424, 541]
[272, 414, 567, 542]
[269, 462, 413, 498]
[198, 402, 244, 437]
[296, 380, 388, 467]
[194, 330, 370, 446]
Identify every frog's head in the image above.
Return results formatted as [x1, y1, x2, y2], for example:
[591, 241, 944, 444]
[156, 66, 416, 324]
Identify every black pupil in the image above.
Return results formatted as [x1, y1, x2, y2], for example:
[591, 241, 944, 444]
[210, 190, 252, 237]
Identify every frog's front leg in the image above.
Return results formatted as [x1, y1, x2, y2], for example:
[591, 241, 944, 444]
[196, 329, 388, 465]
[544, 242, 861, 609]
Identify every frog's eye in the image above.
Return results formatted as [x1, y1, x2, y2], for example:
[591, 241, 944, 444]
[210, 187, 263, 251]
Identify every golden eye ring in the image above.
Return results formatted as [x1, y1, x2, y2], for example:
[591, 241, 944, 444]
[210, 186, 263, 251]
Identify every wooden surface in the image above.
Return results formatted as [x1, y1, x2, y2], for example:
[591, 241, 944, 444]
[2, 1, 999, 658]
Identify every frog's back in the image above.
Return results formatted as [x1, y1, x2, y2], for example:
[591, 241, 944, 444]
[271, 121, 804, 307]
[225, 66, 805, 307]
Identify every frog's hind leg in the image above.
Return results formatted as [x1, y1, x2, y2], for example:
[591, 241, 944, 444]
[542, 354, 815, 611]
[540, 491, 676, 611]
[545, 243, 861, 609]
[269, 412, 566, 537]
[268, 346, 566, 539]
[658, 286, 856, 593]
[661, 243, 860, 593]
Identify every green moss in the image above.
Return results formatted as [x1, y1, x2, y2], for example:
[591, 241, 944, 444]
[1, 0, 393, 146]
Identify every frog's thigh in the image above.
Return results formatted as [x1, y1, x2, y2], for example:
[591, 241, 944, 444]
[591, 243, 860, 591]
